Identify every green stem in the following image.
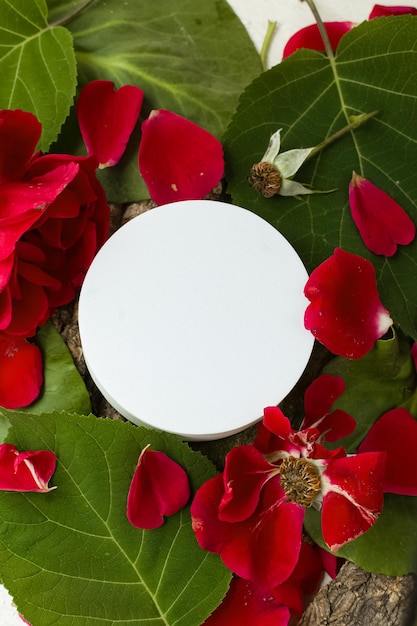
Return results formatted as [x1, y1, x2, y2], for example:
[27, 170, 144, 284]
[301, 0, 335, 61]
[49, 0, 96, 27]
[307, 110, 379, 160]
[260, 20, 278, 70]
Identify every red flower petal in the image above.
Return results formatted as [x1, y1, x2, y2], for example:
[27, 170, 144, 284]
[0, 444, 56, 492]
[138, 109, 224, 205]
[203, 577, 290, 626]
[77, 80, 144, 168]
[191, 473, 305, 588]
[321, 451, 386, 550]
[282, 22, 355, 58]
[349, 171, 415, 256]
[0, 110, 41, 184]
[0, 337, 43, 408]
[301, 374, 356, 442]
[126, 446, 190, 529]
[304, 248, 393, 358]
[358, 408, 417, 495]
[369, 5, 417, 18]
[219, 445, 277, 522]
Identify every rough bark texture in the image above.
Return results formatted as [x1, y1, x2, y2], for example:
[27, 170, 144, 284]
[52, 200, 417, 626]
[299, 562, 417, 626]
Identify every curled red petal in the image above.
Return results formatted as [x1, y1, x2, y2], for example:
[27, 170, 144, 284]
[282, 22, 355, 58]
[138, 109, 224, 205]
[203, 577, 290, 626]
[349, 172, 415, 256]
[77, 80, 144, 168]
[321, 451, 386, 551]
[0, 110, 41, 184]
[301, 375, 356, 442]
[0, 337, 43, 408]
[369, 5, 417, 17]
[0, 444, 56, 492]
[304, 248, 393, 359]
[358, 408, 417, 495]
[126, 446, 190, 529]
[191, 473, 305, 588]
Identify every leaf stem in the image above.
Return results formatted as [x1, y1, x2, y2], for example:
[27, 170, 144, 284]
[260, 20, 278, 70]
[49, 0, 96, 28]
[301, 0, 335, 61]
[307, 110, 379, 160]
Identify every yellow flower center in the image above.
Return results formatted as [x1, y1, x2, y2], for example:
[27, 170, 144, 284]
[279, 457, 321, 507]
[248, 161, 281, 197]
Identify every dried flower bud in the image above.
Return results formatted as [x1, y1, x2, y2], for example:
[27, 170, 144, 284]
[248, 161, 282, 197]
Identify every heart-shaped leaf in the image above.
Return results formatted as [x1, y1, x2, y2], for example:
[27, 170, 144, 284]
[47, 0, 263, 201]
[224, 16, 417, 340]
[0, 0, 77, 151]
[0, 411, 231, 625]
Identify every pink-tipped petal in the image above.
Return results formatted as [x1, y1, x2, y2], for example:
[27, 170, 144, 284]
[349, 172, 415, 256]
[138, 109, 224, 205]
[321, 451, 386, 550]
[77, 80, 144, 168]
[0, 444, 56, 492]
[369, 5, 417, 18]
[191, 474, 305, 589]
[203, 577, 290, 626]
[358, 408, 417, 495]
[283, 22, 355, 58]
[304, 248, 393, 359]
[126, 446, 190, 529]
[0, 338, 43, 408]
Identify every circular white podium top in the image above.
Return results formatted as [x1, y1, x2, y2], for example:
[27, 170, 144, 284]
[78, 200, 314, 440]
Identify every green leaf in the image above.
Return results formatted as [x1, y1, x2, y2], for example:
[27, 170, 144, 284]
[46, 0, 262, 201]
[0, 0, 77, 150]
[223, 16, 417, 340]
[322, 331, 417, 452]
[304, 494, 417, 576]
[0, 411, 230, 625]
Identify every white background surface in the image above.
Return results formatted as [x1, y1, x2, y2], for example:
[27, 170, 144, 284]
[1, 0, 413, 623]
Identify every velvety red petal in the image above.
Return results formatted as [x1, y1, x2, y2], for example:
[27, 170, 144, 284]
[138, 109, 224, 205]
[0, 338, 43, 408]
[77, 80, 144, 168]
[304, 248, 393, 358]
[301, 375, 356, 441]
[203, 577, 290, 626]
[0, 110, 41, 184]
[315, 545, 345, 579]
[191, 474, 305, 588]
[219, 445, 277, 522]
[126, 446, 190, 529]
[0, 444, 55, 492]
[349, 172, 415, 256]
[321, 451, 386, 550]
[2, 276, 50, 337]
[262, 406, 292, 438]
[369, 5, 417, 17]
[358, 408, 417, 495]
[282, 22, 355, 58]
[272, 540, 323, 616]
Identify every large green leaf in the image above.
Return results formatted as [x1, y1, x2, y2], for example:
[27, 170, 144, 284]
[223, 16, 417, 341]
[0, 0, 77, 150]
[304, 494, 417, 576]
[46, 0, 262, 201]
[0, 411, 230, 625]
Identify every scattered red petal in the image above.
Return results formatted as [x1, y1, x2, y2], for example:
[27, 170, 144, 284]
[304, 248, 393, 358]
[282, 21, 355, 58]
[0, 110, 41, 184]
[321, 451, 386, 550]
[203, 577, 290, 626]
[0, 444, 56, 492]
[369, 4, 417, 17]
[0, 337, 43, 408]
[358, 408, 417, 496]
[349, 171, 415, 256]
[138, 109, 224, 205]
[126, 446, 190, 529]
[77, 80, 144, 168]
